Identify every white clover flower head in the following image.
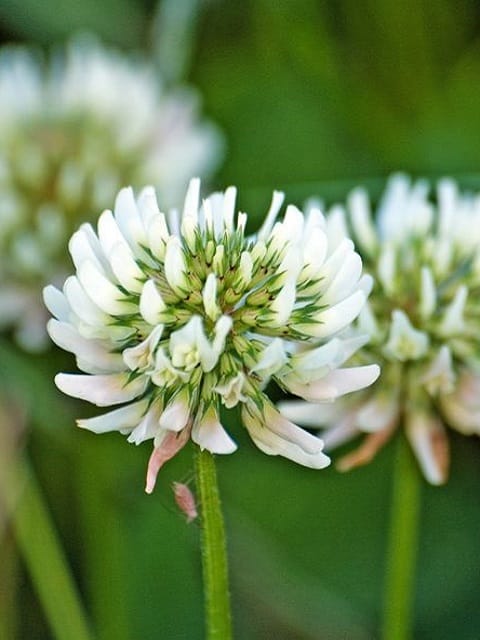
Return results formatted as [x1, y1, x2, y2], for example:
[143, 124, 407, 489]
[45, 179, 379, 492]
[0, 36, 222, 351]
[279, 174, 480, 485]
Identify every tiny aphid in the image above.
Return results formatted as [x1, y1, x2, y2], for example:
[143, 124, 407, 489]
[172, 482, 198, 523]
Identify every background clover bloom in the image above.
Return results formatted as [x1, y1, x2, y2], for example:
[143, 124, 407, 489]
[280, 174, 480, 485]
[44, 179, 379, 492]
[0, 37, 222, 350]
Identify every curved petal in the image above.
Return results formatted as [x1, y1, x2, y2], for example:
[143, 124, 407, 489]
[192, 409, 237, 454]
[77, 398, 149, 433]
[284, 365, 380, 402]
[47, 319, 124, 373]
[55, 372, 148, 406]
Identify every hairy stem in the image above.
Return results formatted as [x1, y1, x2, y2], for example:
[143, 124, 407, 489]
[382, 434, 421, 640]
[195, 449, 232, 640]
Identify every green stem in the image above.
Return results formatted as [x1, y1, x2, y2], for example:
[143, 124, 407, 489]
[8, 460, 94, 640]
[195, 449, 232, 640]
[382, 434, 421, 640]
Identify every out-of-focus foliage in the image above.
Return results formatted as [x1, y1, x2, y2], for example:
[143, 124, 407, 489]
[1, 1, 480, 638]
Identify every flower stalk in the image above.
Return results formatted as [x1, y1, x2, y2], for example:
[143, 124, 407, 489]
[195, 449, 232, 640]
[382, 433, 421, 640]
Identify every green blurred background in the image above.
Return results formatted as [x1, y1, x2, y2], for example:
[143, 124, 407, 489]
[1, 1, 480, 638]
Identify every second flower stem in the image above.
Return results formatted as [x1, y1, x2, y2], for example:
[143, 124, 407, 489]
[382, 433, 421, 640]
[195, 448, 232, 640]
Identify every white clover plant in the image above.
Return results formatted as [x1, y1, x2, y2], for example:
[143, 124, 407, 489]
[0, 37, 222, 350]
[44, 179, 379, 492]
[280, 174, 480, 484]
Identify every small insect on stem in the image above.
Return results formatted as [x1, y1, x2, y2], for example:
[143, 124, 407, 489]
[172, 481, 198, 523]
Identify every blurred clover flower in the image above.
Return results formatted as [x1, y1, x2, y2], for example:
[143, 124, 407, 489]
[44, 179, 379, 492]
[0, 37, 222, 350]
[280, 174, 480, 485]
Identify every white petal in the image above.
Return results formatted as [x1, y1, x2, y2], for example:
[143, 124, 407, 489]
[257, 191, 285, 240]
[221, 186, 237, 232]
[140, 279, 167, 325]
[123, 325, 163, 371]
[77, 398, 149, 434]
[297, 290, 366, 338]
[251, 338, 287, 378]
[267, 278, 297, 327]
[108, 242, 145, 293]
[243, 404, 330, 469]
[114, 187, 146, 250]
[302, 227, 328, 278]
[43, 285, 70, 321]
[55, 372, 148, 406]
[137, 186, 161, 228]
[47, 319, 124, 373]
[377, 244, 396, 293]
[209, 315, 232, 370]
[63, 276, 110, 326]
[164, 236, 187, 295]
[159, 391, 191, 432]
[127, 400, 163, 444]
[286, 339, 342, 384]
[214, 372, 247, 408]
[384, 310, 429, 361]
[316, 238, 355, 290]
[77, 261, 136, 316]
[69, 224, 107, 274]
[321, 252, 363, 305]
[146, 211, 170, 259]
[182, 177, 200, 223]
[325, 204, 348, 249]
[263, 402, 327, 454]
[282, 205, 304, 243]
[277, 399, 346, 427]
[439, 285, 467, 336]
[192, 408, 237, 454]
[420, 267, 436, 319]
[421, 346, 455, 395]
[347, 187, 378, 255]
[203, 273, 220, 321]
[356, 395, 399, 433]
[97, 209, 128, 258]
[285, 365, 380, 402]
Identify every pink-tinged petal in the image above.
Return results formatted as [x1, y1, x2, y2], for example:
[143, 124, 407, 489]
[172, 482, 198, 523]
[55, 372, 148, 406]
[405, 414, 449, 485]
[77, 398, 149, 434]
[145, 428, 190, 494]
[336, 426, 396, 472]
[285, 365, 380, 402]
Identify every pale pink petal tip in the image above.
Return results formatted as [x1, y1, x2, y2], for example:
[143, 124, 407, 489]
[144, 429, 191, 494]
[145, 447, 164, 494]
